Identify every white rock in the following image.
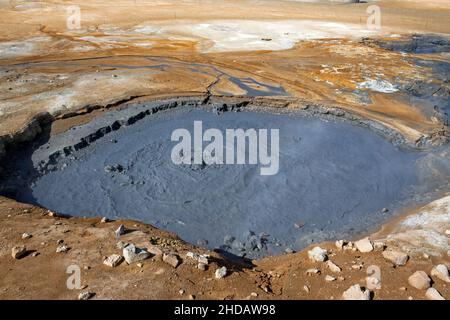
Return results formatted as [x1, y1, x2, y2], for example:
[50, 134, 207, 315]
[308, 246, 328, 262]
[342, 284, 371, 300]
[326, 260, 342, 273]
[408, 271, 431, 290]
[325, 275, 336, 282]
[21, 233, 32, 239]
[373, 241, 385, 251]
[355, 237, 374, 253]
[197, 263, 207, 271]
[303, 285, 310, 293]
[431, 264, 450, 283]
[56, 244, 69, 253]
[335, 240, 345, 250]
[425, 288, 445, 300]
[122, 244, 151, 264]
[215, 266, 228, 279]
[163, 253, 181, 268]
[103, 254, 123, 267]
[382, 250, 409, 266]
[186, 251, 209, 264]
[445, 229, 450, 236]
[100, 217, 109, 223]
[11, 246, 27, 259]
[306, 268, 321, 275]
[78, 291, 94, 300]
[115, 224, 126, 238]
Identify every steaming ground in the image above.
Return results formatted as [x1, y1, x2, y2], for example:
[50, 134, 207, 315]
[7, 106, 450, 258]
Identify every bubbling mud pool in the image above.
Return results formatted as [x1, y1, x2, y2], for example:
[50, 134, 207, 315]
[2, 101, 450, 259]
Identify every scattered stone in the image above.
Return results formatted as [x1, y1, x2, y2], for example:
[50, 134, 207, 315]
[100, 217, 109, 223]
[84, 266, 91, 270]
[423, 253, 430, 259]
[303, 285, 310, 293]
[399, 287, 407, 291]
[431, 264, 450, 283]
[179, 289, 185, 295]
[11, 246, 27, 259]
[351, 264, 363, 270]
[21, 233, 32, 239]
[343, 241, 354, 251]
[355, 237, 374, 253]
[197, 263, 208, 271]
[285, 248, 295, 254]
[116, 241, 127, 249]
[189, 294, 195, 300]
[337, 276, 345, 281]
[306, 268, 321, 275]
[382, 207, 389, 213]
[445, 229, 450, 236]
[251, 292, 258, 297]
[56, 244, 70, 253]
[373, 241, 386, 251]
[408, 271, 431, 290]
[122, 244, 151, 264]
[326, 260, 342, 273]
[137, 263, 143, 268]
[186, 251, 209, 264]
[163, 253, 181, 268]
[335, 240, 345, 250]
[115, 224, 126, 238]
[425, 288, 445, 300]
[342, 284, 371, 300]
[78, 291, 94, 300]
[56, 239, 64, 245]
[325, 275, 336, 282]
[308, 246, 328, 262]
[382, 250, 409, 266]
[31, 252, 39, 257]
[215, 266, 228, 279]
[103, 254, 123, 267]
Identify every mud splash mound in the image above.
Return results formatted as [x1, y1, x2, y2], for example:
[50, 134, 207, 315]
[3, 102, 450, 259]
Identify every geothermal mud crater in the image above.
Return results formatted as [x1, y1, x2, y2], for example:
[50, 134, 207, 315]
[2, 100, 450, 259]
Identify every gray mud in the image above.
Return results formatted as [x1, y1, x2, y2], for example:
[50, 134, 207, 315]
[3, 100, 450, 259]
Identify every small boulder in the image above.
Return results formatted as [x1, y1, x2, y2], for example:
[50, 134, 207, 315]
[11, 246, 27, 259]
[21, 233, 32, 239]
[408, 271, 431, 290]
[306, 268, 321, 275]
[342, 284, 371, 300]
[431, 264, 450, 283]
[122, 244, 151, 264]
[115, 224, 126, 239]
[335, 240, 345, 250]
[308, 246, 328, 262]
[373, 241, 386, 251]
[325, 275, 336, 282]
[56, 244, 70, 253]
[382, 250, 409, 266]
[197, 263, 208, 271]
[78, 291, 94, 300]
[355, 237, 373, 253]
[163, 253, 181, 268]
[100, 217, 109, 223]
[425, 288, 445, 300]
[103, 254, 123, 267]
[215, 266, 228, 279]
[326, 260, 341, 273]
